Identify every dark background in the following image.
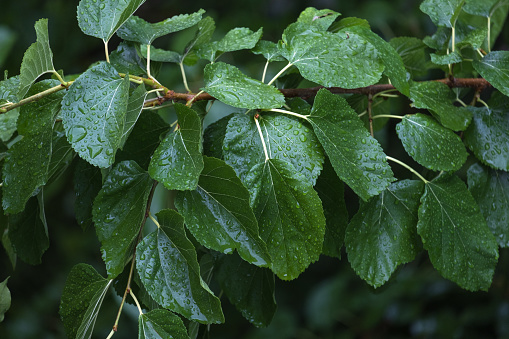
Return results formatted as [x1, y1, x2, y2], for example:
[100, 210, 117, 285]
[1, 0, 509, 338]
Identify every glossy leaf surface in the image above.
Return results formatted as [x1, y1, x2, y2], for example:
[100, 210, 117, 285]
[138, 309, 189, 339]
[0, 76, 20, 142]
[420, 0, 464, 27]
[473, 51, 509, 97]
[73, 159, 102, 230]
[198, 27, 262, 61]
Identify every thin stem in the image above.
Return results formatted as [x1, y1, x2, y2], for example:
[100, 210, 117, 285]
[254, 114, 269, 162]
[52, 70, 67, 85]
[477, 98, 489, 109]
[267, 62, 293, 86]
[372, 89, 399, 100]
[451, 26, 456, 53]
[372, 114, 404, 120]
[476, 49, 484, 58]
[106, 329, 115, 339]
[187, 90, 204, 107]
[264, 108, 309, 120]
[104, 41, 110, 63]
[146, 44, 152, 79]
[0, 82, 72, 114]
[368, 93, 374, 137]
[386, 156, 429, 184]
[149, 212, 161, 229]
[130, 290, 143, 315]
[180, 62, 191, 93]
[261, 60, 269, 83]
[455, 98, 468, 107]
[487, 16, 491, 52]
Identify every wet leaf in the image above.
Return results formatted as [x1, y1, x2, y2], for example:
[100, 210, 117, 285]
[244, 159, 326, 280]
[0, 277, 10, 322]
[464, 0, 499, 17]
[138, 309, 189, 339]
[296, 7, 341, 31]
[92, 161, 153, 279]
[345, 180, 423, 288]
[252, 40, 284, 62]
[389, 37, 430, 78]
[430, 51, 462, 65]
[203, 114, 233, 160]
[136, 209, 224, 324]
[182, 16, 215, 61]
[0, 76, 20, 142]
[420, 0, 465, 28]
[74, 159, 102, 230]
[473, 51, 509, 97]
[197, 27, 262, 62]
[396, 113, 467, 171]
[110, 41, 147, 76]
[418, 174, 499, 291]
[120, 84, 147, 148]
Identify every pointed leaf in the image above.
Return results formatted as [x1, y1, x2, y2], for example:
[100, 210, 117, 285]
[77, 0, 147, 43]
[60, 264, 112, 339]
[182, 17, 215, 59]
[0, 76, 20, 142]
[396, 113, 467, 171]
[203, 62, 285, 109]
[175, 156, 270, 267]
[92, 161, 154, 279]
[420, 0, 465, 27]
[197, 27, 262, 62]
[430, 51, 463, 65]
[136, 209, 224, 324]
[138, 309, 189, 339]
[418, 174, 499, 291]
[473, 51, 509, 97]
[252, 40, 284, 62]
[245, 159, 326, 280]
[308, 89, 394, 201]
[74, 159, 102, 230]
[296, 7, 341, 31]
[346, 180, 423, 288]
[110, 41, 146, 76]
[148, 103, 203, 191]
[18, 19, 55, 98]
[120, 84, 147, 148]
[2, 80, 64, 213]
[0, 277, 11, 322]
[215, 254, 276, 327]
[223, 113, 324, 185]
[468, 163, 509, 247]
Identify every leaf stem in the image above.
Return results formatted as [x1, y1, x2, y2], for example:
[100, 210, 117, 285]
[451, 26, 456, 53]
[487, 16, 491, 52]
[264, 108, 309, 120]
[187, 90, 205, 107]
[267, 62, 293, 86]
[149, 212, 161, 229]
[104, 41, 110, 63]
[106, 329, 115, 339]
[455, 98, 468, 107]
[146, 44, 152, 79]
[477, 98, 489, 109]
[386, 156, 429, 184]
[254, 114, 269, 162]
[130, 290, 143, 315]
[0, 82, 72, 114]
[371, 114, 404, 120]
[180, 62, 191, 93]
[368, 93, 374, 137]
[262, 60, 269, 83]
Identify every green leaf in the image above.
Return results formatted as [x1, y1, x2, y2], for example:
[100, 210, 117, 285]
[117, 10, 204, 45]
[92, 161, 153, 279]
[74, 159, 102, 230]
[60, 264, 112, 339]
[110, 42, 146, 76]
[7, 190, 48, 265]
[47, 123, 75, 181]
[389, 37, 430, 78]
[345, 180, 423, 288]
[2, 80, 64, 213]
[77, 0, 147, 43]
[307, 89, 394, 201]
[468, 163, 509, 247]
[315, 158, 348, 259]
[61, 62, 130, 168]
[223, 112, 324, 185]
[182, 16, 215, 60]
[203, 114, 233, 160]
[203, 62, 285, 109]
[280, 23, 384, 88]
[141, 45, 181, 63]
[244, 159, 326, 280]
[430, 51, 463, 65]
[0, 76, 20, 142]
[148, 103, 203, 191]
[252, 40, 284, 62]
[329, 17, 371, 32]
[464, 94, 509, 171]
[120, 84, 147, 148]
[139, 309, 189, 339]
[418, 174, 499, 291]
[408, 81, 472, 131]
[197, 27, 262, 62]
[0, 277, 11, 323]
[175, 156, 270, 267]
[420, 0, 465, 28]
[464, 0, 499, 17]
[18, 19, 55, 99]
[296, 7, 341, 31]
[396, 113, 467, 171]
[136, 209, 224, 324]
[215, 253, 276, 327]
[473, 51, 509, 97]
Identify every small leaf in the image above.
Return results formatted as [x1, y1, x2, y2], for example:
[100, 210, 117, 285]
[203, 114, 233, 160]
[110, 41, 146, 76]
[0, 76, 20, 142]
[396, 113, 467, 171]
[141, 45, 181, 63]
[296, 7, 341, 31]
[74, 159, 102, 230]
[420, 0, 465, 28]
[175, 156, 270, 267]
[252, 40, 284, 62]
[77, 0, 147, 43]
[408, 81, 472, 131]
[203, 62, 285, 109]
[136, 209, 224, 324]
[148, 103, 203, 191]
[93, 161, 154, 279]
[329, 17, 370, 32]
[60, 264, 112, 339]
[464, 0, 499, 17]
[418, 174, 499, 291]
[473, 51, 509, 97]
[215, 253, 276, 327]
[430, 51, 463, 65]
[389, 37, 430, 78]
[61, 62, 130, 168]
[0, 277, 11, 322]
[182, 16, 215, 60]
[345, 180, 423, 288]
[308, 89, 394, 201]
[138, 309, 189, 339]
[468, 163, 509, 247]
[197, 27, 262, 62]
[120, 84, 147, 148]
[245, 159, 326, 280]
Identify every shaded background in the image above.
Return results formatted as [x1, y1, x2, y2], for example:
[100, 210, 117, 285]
[1, 0, 509, 338]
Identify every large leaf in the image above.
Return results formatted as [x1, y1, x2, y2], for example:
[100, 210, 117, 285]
[0, 277, 10, 322]
[60, 264, 112, 339]
[92, 161, 153, 279]
[389, 37, 430, 78]
[244, 159, 326, 280]
[203, 114, 233, 160]
[110, 41, 147, 76]
[307, 89, 394, 201]
[182, 16, 215, 61]
[473, 51, 509, 97]
[418, 174, 499, 291]
[138, 309, 189, 339]
[136, 209, 224, 324]
[61, 62, 130, 168]
[175, 156, 270, 267]
[408, 81, 472, 131]
[279, 23, 384, 88]
[203, 62, 285, 109]
[0, 76, 20, 142]
[77, 0, 146, 43]
[345, 180, 423, 288]
[215, 253, 276, 327]
[117, 10, 204, 45]
[74, 159, 103, 230]
[468, 163, 509, 247]
[223, 112, 324, 185]
[120, 84, 147, 148]
[464, 93, 509, 171]
[18, 19, 55, 99]
[2, 80, 64, 213]
[420, 0, 465, 27]
[396, 113, 467, 171]
[148, 103, 203, 191]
